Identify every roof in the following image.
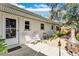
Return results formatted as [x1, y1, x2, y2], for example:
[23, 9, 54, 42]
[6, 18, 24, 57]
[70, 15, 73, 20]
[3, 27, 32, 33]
[0, 3, 52, 24]
[9, 3, 48, 20]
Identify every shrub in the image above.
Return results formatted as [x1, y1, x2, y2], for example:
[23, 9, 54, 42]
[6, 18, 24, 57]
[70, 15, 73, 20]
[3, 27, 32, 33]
[50, 32, 58, 40]
[58, 31, 67, 37]
[76, 33, 79, 41]
[0, 36, 7, 53]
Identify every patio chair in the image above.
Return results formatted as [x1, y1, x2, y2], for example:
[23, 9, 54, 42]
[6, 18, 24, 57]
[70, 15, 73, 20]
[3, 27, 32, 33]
[31, 33, 41, 44]
[42, 32, 50, 40]
[42, 33, 47, 39]
[25, 31, 41, 44]
[24, 31, 33, 43]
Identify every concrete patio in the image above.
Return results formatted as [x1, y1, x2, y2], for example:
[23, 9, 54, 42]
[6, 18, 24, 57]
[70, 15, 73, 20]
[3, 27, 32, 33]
[2, 38, 71, 56]
[3, 45, 46, 56]
[25, 38, 71, 56]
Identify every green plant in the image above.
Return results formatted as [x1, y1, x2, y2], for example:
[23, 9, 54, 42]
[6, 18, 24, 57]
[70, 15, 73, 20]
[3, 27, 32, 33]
[0, 36, 7, 54]
[50, 32, 58, 40]
[76, 33, 79, 41]
[58, 31, 66, 37]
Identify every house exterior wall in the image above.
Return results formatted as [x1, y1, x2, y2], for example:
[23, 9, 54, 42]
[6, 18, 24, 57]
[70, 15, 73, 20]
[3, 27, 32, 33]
[19, 17, 53, 45]
[0, 12, 2, 37]
[0, 12, 5, 39]
[0, 11, 53, 46]
[0, 4, 53, 48]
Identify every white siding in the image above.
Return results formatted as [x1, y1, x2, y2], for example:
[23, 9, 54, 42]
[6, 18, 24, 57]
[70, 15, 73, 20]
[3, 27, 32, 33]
[0, 12, 2, 37]
[0, 11, 53, 46]
[0, 12, 4, 38]
[19, 17, 25, 44]
[18, 17, 53, 44]
[0, 4, 53, 48]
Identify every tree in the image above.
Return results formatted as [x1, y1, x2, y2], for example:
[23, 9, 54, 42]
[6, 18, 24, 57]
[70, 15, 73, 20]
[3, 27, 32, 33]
[47, 3, 79, 27]
[47, 3, 59, 20]
[65, 3, 79, 42]
[48, 3, 79, 42]
[47, 3, 66, 32]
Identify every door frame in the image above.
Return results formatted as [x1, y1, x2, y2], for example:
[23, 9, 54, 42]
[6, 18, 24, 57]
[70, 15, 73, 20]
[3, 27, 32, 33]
[3, 13, 19, 48]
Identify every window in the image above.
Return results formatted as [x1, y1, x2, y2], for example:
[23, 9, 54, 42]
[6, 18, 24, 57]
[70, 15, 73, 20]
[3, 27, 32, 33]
[51, 25, 53, 30]
[6, 18, 16, 38]
[25, 21, 30, 30]
[41, 23, 44, 30]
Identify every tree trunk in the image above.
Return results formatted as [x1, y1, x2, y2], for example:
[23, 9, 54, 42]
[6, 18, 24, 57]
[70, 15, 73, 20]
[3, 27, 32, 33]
[70, 28, 76, 43]
[70, 28, 79, 44]
[70, 28, 75, 39]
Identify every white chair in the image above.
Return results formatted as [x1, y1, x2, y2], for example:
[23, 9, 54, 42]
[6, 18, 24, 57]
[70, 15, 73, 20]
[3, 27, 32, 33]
[25, 31, 33, 43]
[31, 33, 41, 44]
[25, 31, 41, 44]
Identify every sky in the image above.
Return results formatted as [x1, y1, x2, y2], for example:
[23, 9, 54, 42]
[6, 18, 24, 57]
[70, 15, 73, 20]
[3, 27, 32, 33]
[13, 3, 51, 18]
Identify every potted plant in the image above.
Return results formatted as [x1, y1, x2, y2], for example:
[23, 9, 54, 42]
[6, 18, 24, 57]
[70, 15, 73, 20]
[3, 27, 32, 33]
[0, 36, 7, 55]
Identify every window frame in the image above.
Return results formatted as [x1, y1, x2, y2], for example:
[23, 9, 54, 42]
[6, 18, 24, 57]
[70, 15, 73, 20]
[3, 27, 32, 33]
[41, 23, 44, 30]
[51, 25, 53, 30]
[25, 21, 30, 30]
[6, 18, 16, 39]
